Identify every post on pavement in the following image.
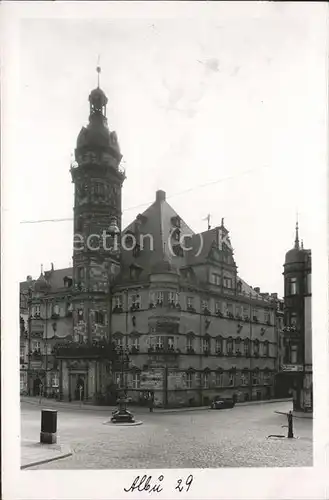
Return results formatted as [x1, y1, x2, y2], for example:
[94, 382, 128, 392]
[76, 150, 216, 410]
[287, 410, 294, 438]
[39, 383, 43, 405]
[79, 385, 83, 407]
[40, 409, 57, 444]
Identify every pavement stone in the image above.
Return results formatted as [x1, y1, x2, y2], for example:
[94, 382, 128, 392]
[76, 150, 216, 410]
[21, 440, 72, 469]
[21, 401, 312, 470]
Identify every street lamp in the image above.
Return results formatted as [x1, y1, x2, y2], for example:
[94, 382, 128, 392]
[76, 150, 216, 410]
[111, 345, 135, 423]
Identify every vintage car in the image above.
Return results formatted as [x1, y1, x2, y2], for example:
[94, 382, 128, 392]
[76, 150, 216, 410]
[210, 396, 235, 410]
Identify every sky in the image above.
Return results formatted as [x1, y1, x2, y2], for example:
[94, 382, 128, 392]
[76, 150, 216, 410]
[10, 3, 327, 296]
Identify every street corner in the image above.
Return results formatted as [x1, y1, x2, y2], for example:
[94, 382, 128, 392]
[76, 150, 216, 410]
[21, 440, 73, 470]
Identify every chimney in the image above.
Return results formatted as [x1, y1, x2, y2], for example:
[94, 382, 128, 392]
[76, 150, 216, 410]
[271, 293, 278, 299]
[26, 275, 32, 282]
[156, 190, 166, 202]
[51, 263, 54, 272]
[254, 287, 260, 293]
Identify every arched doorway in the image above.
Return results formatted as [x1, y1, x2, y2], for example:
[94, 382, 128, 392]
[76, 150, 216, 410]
[33, 377, 42, 396]
[74, 376, 85, 401]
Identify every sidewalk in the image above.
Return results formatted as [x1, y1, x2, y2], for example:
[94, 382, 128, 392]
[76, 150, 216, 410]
[21, 396, 292, 414]
[21, 439, 72, 470]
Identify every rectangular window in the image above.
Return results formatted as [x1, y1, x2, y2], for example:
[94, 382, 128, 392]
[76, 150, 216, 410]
[252, 371, 259, 385]
[33, 305, 41, 317]
[243, 306, 249, 319]
[290, 312, 297, 327]
[203, 338, 210, 353]
[223, 277, 232, 288]
[114, 295, 123, 308]
[115, 337, 123, 347]
[216, 372, 223, 387]
[186, 372, 193, 389]
[202, 373, 209, 388]
[187, 297, 194, 309]
[253, 341, 259, 356]
[241, 372, 249, 386]
[307, 274, 311, 294]
[131, 294, 141, 309]
[77, 308, 84, 322]
[52, 374, 59, 387]
[33, 341, 41, 351]
[226, 338, 233, 355]
[94, 310, 105, 325]
[211, 273, 221, 285]
[263, 372, 270, 385]
[77, 267, 84, 280]
[195, 372, 201, 387]
[52, 304, 60, 316]
[235, 338, 241, 354]
[228, 373, 235, 386]
[167, 337, 174, 350]
[155, 292, 164, 305]
[235, 305, 242, 318]
[131, 337, 140, 349]
[155, 336, 163, 349]
[215, 301, 221, 314]
[132, 373, 141, 389]
[244, 340, 250, 356]
[20, 345, 25, 358]
[291, 345, 298, 364]
[201, 300, 209, 311]
[264, 310, 271, 324]
[289, 277, 297, 295]
[226, 303, 233, 315]
[186, 337, 194, 351]
[263, 341, 269, 357]
[252, 309, 258, 321]
[20, 373, 25, 390]
[168, 291, 179, 305]
[215, 338, 222, 354]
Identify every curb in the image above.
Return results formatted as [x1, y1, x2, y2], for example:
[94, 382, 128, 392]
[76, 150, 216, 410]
[21, 451, 73, 470]
[21, 397, 292, 414]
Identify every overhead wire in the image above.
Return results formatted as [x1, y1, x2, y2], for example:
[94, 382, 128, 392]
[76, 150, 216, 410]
[20, 165, 269, 225]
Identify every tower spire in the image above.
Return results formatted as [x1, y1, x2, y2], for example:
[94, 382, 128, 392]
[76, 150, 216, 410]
[294, 218, 300, 250]
[96, 55, 101, 88]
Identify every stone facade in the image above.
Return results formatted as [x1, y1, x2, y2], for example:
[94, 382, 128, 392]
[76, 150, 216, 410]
[20, 75, 284, 407]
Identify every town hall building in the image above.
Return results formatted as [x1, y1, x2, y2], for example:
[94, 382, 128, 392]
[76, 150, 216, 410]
[20, 71, 284, 408]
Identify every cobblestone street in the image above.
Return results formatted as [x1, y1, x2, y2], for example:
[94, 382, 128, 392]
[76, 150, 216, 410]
[21, 401, 312, 469]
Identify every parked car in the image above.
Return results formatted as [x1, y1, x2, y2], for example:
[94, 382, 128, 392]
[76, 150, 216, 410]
[210, 396, 235, 410]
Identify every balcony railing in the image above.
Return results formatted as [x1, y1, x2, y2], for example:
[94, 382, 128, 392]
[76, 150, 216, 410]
[148, 346, 180, 355]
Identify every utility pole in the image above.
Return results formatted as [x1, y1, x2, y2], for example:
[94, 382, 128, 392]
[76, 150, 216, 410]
[249, 292, 253, 401]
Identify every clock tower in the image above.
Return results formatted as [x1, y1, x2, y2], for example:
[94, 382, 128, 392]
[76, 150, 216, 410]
[70, 67, 125, 341]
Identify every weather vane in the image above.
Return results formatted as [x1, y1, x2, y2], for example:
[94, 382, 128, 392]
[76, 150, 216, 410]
[96, 54, 101, 87]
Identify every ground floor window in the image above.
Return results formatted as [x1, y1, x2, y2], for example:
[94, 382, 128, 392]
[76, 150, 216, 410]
[216, 372, 223, 387]
[132, 372, 140, 389]
[20, 372, 25, 391]
[51, 373, 59, 387]
[186, 372, 193, 389]
[202, 373, 209, 388]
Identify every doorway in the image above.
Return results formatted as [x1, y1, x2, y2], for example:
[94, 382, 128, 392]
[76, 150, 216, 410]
[33, 377, 42, 396]
[74, 376, 85, 401]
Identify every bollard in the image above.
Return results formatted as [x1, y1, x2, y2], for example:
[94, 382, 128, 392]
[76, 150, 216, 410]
[287, 410, 294, 438]
[40, 409, 57, 444]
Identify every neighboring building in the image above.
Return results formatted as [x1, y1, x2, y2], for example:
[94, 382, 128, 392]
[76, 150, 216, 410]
[278, 224, 312, 412]
[20, 73, 283, 407]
